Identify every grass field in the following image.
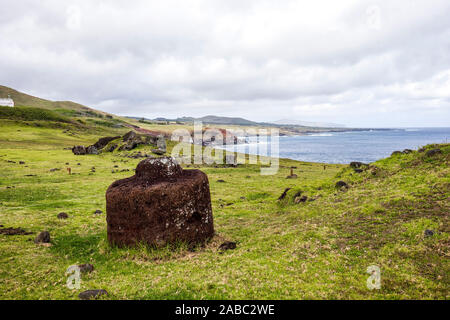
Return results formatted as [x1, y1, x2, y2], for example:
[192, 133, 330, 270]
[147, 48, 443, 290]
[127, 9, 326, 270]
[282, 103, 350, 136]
[0, 118, 448, 300]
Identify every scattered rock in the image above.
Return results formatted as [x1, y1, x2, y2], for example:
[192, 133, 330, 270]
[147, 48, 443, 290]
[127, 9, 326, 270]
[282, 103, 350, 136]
[424, 229, 434, 237]
[218, 241, 236, 252]
[217, 179, 226, 183]
[368, 165, 381, 176]
[391, 151, 402, 156]
[19, 161, 25, 165]
[57, 212, 69, 219]
[286, 174, 297, 179]
[354, 168, 363, 173]
[402, 149, 413, 154]
[349, 161, 366, 169]
[425, 149, 442, 157]
[72, 146, 87, 155]
[34, 231, 50, 244]
[418, 147, 426, 153]
[127, 151, 150, 159]
[49, 168, 60, 172]
[106, 157, 214, 247]
[277, 188, 291, 201]
[78, 289, 108, 300]
[78, 263, 95, 273]
[294, 195, 308, 204]
[94, 210, 103, 215]
[335, 181, 348, 189]
[0, 227, 33, 235]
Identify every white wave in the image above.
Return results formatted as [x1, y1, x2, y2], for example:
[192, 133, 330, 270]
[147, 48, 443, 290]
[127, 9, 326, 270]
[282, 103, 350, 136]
[308, 133, 333, 137]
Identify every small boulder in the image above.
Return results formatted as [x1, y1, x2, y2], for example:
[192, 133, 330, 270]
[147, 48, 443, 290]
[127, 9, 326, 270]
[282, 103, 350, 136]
[335, 181, 348, 189]
[78, 263, 95, 273]
[402, 149, 413, 154]
[425, 149, 442, 157]
[34, 231, 50, 244]
[94, 210, 103, 215]
[391, 151, 402, 156]
[78, 289, 108, 300]
[72, 146, 86, 155]
[294, 195, 308, 204]
[219, 241, 236, 252]
[57, 212, 69, 219]
[349, 161, 366, 169]
[424, 229, 434, 237]
[217, 179, 226, 183]
[277, 188, 291, 201]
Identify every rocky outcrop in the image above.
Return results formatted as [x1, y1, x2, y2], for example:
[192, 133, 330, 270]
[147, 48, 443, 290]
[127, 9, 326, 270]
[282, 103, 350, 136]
[106, 157, 214, 247]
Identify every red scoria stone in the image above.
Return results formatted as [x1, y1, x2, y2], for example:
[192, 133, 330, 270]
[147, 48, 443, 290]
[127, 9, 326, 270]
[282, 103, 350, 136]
[106, 157, 214, 247]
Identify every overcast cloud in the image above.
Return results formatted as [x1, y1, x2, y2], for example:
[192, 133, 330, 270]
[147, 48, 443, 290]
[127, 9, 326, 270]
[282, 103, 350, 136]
[1, 0, 450, 127]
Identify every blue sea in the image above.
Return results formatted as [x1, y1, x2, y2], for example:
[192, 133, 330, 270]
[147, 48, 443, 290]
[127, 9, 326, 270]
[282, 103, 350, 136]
[222, 128, 450, 164]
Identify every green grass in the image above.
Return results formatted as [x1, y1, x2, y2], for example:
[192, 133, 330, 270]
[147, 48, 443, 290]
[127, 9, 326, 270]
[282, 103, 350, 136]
[0, 106, 71, 123]
[0, 119, 448, 300]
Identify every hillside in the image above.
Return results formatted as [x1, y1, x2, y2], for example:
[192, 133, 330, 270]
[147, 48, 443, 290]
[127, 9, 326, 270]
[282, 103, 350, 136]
[0, 85, 112, 118]
[0, 115, 448, 299]
[177, 115, 260, 126]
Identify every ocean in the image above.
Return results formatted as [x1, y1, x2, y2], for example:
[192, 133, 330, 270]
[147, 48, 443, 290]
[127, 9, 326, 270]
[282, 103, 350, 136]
[221, 127, 450, 164]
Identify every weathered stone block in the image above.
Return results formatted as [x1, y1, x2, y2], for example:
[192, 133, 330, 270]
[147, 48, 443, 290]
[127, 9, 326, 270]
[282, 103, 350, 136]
[106, 157, 214, 247]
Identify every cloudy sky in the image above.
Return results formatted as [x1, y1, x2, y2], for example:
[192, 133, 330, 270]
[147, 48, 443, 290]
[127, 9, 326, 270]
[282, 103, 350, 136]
[1, 0, 450, 127]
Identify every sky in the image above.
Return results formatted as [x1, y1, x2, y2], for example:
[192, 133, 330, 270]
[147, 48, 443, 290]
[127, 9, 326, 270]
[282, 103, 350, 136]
[1, 0, 450, 127]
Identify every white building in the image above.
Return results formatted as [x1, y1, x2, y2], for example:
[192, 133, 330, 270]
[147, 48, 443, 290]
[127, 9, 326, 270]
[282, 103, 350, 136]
[0, 95, 14, 107]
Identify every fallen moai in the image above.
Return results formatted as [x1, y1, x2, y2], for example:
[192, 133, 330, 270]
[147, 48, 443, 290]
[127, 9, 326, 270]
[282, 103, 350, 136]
[71, 131, 162, 155]
[106, 157, 214, 247]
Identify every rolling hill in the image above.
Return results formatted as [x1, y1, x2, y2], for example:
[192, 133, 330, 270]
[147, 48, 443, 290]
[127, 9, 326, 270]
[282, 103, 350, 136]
[0, 85, 107, 117]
